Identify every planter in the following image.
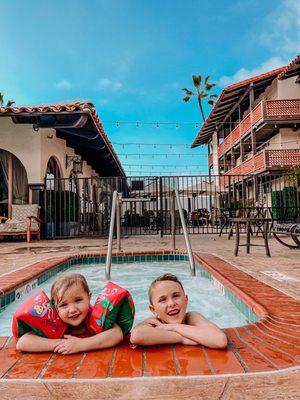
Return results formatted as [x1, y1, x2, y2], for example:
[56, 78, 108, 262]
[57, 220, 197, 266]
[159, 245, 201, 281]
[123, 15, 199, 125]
[58, 221, 80, 237]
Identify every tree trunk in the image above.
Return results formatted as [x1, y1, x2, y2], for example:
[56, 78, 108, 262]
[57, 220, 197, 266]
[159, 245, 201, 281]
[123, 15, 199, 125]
[197, 97, 206, 122]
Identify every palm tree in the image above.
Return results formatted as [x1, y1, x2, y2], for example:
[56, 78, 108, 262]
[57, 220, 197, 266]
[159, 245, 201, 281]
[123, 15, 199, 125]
[182, 75, 218, 122]
[0, 92, 15, 107]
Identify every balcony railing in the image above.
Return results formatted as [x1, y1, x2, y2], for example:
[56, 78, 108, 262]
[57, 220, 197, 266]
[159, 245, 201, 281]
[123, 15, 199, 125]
[225, 149, 300, 176]
[217, 99, 300, 157]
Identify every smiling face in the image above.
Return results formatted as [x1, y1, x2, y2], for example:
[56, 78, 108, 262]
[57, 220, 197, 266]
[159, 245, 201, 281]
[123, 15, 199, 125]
[149, 280, 188, 324]
[55, 283, 91, 327]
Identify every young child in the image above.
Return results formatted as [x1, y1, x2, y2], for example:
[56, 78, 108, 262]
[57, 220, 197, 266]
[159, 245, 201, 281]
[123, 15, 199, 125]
[130, 273, 227, 348]
[16, 273, 123, 354]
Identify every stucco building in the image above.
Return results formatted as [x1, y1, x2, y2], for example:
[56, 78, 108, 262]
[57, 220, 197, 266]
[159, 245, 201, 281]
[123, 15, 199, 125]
[0, 101, 125, 237]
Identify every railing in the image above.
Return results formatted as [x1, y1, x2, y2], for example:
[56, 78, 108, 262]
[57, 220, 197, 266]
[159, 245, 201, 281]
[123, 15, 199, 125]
[224, 149, 300, 176]
[217, 99, 300, 157]
[171, 189, 195, 276]
[105, 190, 120, 280]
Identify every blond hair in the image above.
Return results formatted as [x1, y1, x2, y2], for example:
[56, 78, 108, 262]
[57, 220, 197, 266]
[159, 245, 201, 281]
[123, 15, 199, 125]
[51, 273, 90, 305]
[148, 273, 184, 304]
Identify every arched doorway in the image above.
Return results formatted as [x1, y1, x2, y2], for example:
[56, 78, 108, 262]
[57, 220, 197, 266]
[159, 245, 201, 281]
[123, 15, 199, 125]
[45, 157, 61, 190]
[0, 149, 28, 217]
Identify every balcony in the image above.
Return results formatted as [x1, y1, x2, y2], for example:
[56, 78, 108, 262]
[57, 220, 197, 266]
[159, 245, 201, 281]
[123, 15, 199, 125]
[225, 149, 300, 176]
[217, 99, 300, 157]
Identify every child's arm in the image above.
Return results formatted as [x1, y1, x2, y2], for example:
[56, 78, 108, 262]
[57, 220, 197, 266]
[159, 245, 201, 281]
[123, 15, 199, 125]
[16, 332, 64, 352]
[53, 324, 123, 355]
[159, 312, 227, 348]
[130, 318, 184, 346]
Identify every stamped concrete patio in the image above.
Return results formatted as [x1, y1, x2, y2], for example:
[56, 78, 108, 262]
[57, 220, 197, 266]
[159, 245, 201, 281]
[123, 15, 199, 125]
[0, 234, 299, 399]
[0, 234, 299, 299]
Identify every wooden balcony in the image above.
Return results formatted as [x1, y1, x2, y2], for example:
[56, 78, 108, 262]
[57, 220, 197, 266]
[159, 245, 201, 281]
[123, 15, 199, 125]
[225, 149, 300, 176]
[217, 99, 300, 157]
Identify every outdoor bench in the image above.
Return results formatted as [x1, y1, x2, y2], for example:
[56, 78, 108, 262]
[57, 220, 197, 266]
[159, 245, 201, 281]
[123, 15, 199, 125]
[271, 223, 300, 249]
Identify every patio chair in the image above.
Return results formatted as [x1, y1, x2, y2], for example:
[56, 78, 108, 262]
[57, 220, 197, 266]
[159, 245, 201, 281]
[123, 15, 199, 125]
[0, 204, 42, 242]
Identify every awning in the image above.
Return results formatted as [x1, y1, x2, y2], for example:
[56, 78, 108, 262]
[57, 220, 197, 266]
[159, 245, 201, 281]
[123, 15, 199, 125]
[0, 102, 125, 177]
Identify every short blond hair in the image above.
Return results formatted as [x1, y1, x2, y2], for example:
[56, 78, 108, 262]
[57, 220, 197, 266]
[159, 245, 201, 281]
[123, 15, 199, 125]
[51, 273, 90, 305]
[148, 273, 184, 304]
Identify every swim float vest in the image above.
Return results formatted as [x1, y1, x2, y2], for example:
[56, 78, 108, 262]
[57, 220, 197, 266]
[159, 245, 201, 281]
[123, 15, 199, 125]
[12, 281, 135, 339]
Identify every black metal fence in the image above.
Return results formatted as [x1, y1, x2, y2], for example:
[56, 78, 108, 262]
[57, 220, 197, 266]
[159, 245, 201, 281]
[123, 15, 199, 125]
[42, 173, 300, 238]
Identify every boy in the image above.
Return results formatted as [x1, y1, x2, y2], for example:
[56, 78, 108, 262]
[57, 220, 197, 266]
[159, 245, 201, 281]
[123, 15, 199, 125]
[130, 273, 227, 348]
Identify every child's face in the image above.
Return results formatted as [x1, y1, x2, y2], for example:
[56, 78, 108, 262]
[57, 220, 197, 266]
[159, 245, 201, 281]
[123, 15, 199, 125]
[55, 283, 90, 327]
[149, 280, 188, 324]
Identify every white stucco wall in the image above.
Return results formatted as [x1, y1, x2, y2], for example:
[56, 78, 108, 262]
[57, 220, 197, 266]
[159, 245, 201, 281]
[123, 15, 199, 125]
[0, 118, 100, 187]
[266, 129, 300, 150]
[278, 76, 300, 99]
[0, 117, 42, 183]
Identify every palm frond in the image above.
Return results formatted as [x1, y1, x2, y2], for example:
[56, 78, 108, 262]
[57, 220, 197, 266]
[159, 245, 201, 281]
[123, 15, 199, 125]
[182, 88, 194, 96]
[183, 95, 191, 102]
[6, 100, 15, 107]
[0, 93, 4, 107]
[205, 83, 217, 91]
[192, 75, 201, 88]
[207, 100, 216, 106]
[199, 92, 207, 99]
[209, 94, 218, 99]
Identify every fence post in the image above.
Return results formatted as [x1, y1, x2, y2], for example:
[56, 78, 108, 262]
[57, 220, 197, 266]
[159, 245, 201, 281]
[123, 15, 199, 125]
[159, 176, 163, 237]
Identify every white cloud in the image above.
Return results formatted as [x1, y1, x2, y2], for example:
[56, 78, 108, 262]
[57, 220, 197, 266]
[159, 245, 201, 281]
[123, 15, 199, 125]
[260, 0, 300, 55]
[98, 78, 122, 92]
[55, 80, 72, 89]
[218, 57, 288, 87]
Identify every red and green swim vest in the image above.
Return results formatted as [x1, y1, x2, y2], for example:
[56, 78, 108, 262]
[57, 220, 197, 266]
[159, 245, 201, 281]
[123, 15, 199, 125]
[12, 281, 135, 339]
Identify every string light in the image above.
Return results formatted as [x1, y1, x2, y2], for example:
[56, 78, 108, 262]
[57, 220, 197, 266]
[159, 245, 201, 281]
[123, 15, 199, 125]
[112, 138, 299, 147]
[103, 120, 247, 127]
[122, 164, 206, 168]
[123, 171, 205, 176]
[117, 153, 207, 157]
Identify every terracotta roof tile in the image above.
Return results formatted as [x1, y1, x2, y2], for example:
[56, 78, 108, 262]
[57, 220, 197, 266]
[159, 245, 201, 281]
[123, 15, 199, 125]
[0, 101, 125, 176]
[191, 65, 287, 147]
[278, 53, 300, 80]
[225, 66, 286, 92]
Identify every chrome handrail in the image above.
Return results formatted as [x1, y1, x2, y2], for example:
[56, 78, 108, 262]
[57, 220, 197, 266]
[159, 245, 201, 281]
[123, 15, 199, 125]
[105, 190, 119, 280]
[172, 189, 196, 276]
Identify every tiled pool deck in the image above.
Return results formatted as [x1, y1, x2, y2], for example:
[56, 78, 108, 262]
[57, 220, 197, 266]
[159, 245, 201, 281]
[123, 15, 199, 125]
[0, 246, 299, 399]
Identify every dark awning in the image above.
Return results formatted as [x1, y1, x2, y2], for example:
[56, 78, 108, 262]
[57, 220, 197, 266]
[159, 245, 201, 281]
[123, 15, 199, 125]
[0, 102, 125, 177]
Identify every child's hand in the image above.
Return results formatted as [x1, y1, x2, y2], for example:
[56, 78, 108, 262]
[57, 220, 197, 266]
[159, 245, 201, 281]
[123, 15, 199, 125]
[147, 318, 162, 327]
[157, 323, 178, 331]
[54, 335, 83, 355]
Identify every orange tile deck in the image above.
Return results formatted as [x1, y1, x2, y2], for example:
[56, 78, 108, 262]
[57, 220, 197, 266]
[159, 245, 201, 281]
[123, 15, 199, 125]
[0, 250, 299, 381]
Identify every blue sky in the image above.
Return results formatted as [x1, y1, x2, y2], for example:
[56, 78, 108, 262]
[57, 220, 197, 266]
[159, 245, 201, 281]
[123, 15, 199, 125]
[0, 0, 299, 175]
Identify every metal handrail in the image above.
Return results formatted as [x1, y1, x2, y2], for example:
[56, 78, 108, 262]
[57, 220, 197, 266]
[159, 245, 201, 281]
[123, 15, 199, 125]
[105, 190, 120, 280]
[172, 189, 196, 276]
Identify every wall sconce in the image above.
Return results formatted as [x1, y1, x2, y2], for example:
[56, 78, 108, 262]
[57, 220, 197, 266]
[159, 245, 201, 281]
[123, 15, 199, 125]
[33, 124, 39, 132]
[66, 155, 83, 174]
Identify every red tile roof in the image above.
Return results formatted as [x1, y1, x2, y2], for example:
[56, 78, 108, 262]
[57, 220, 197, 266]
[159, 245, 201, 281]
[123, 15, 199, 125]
[278, 53, 300, 80]
[191, 65, 287, 147]
[0, 101, 125, 176]
[224, 66, 286, 91]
